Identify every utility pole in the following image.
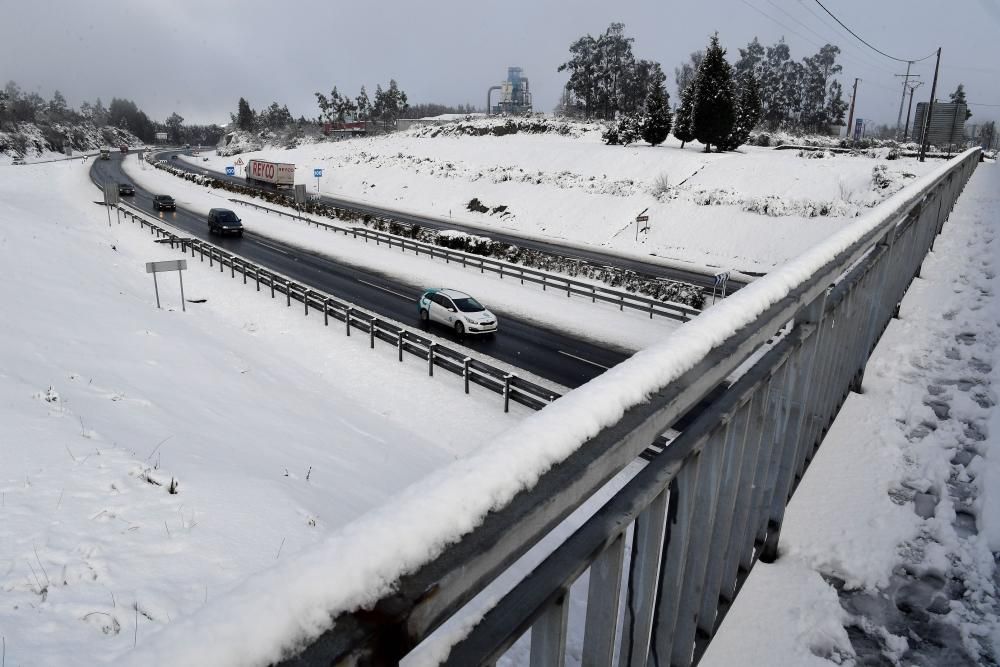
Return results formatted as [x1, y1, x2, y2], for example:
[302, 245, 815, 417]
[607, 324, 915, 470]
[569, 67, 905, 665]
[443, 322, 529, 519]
[919, 47, 942, 162]
[903, 81, 924, 141]
[894, 62, 920, 139]
[846, 78, 860, 142]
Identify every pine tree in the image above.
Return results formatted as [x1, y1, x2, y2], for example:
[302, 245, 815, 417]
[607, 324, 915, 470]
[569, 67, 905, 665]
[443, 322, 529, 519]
[723, 71, 762, 150]
[673, 80, 696, 148]
[693, 34, 736, 152]
[641, 81, 672, 146]
[237, 97, 254, 131]
[165, 112, 184, 143]
[949, 84, 972, 120]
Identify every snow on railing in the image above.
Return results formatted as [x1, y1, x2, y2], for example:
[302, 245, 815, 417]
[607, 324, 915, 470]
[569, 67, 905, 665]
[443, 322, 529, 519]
[120, 149, 980, 667]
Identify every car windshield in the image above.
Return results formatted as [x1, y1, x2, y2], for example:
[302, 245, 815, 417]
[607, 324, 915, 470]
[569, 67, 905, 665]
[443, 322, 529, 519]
[217, 212, 239, 222]
[453, 297, 485, 313]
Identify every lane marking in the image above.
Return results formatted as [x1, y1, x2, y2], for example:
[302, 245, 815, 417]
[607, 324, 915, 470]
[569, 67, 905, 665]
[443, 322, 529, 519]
[357, 279, 412, 300]
[557, 350, 610, 370]
[254, 240, 292, 256]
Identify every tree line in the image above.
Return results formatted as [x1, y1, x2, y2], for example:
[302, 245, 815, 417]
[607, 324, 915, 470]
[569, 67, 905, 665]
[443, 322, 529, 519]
[0, 80, 223, 145]
[314, 80, 408, 128]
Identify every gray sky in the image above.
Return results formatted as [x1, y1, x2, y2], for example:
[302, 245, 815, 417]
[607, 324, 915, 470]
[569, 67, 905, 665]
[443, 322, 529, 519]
[2, 0, 998, 127]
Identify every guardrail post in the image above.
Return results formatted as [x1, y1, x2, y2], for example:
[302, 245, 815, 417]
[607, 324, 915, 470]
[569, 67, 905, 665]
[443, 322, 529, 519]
[503, 374, 512, 412]
[567, 281, 571, 298]
[480, 258, 484, 274]
[499, 264, 503, 280]
[398, 332, 404, 361]
[370, 319, 377, 349]
[324, 299, 329, 326]
[270, 275, 275, 299]
[650, 301, 654, 319]
[592, 285, 596, 303]
[219, 252, 224, 272]
[463, 358, 471, 394]
[208, 249, 212, 267]
[620, 295, 624, 311]
[304, 291, 309, 315]
[346, 308, 353, 336]
[428, 343, 436, 376]
[230, 259, 235, 278]
[531, 594, 569, 667]
[286, 281, 291, 307]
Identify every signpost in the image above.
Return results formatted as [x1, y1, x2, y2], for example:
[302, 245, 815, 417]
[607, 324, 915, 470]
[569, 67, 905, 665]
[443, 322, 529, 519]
[313, 167, 323, 195]
[225, 166, 235, 176]
[853, 118, 864, 141]
[103, 183, 120, 227]
[145, 259, 188, 311]
[635, 207, 650, 241]
[235, 157, 244, 166]
[294, 184, 307, 207]
[712, 271, 731, 304]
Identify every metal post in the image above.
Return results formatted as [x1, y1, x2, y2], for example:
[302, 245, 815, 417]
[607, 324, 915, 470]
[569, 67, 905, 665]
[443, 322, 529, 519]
[286, 282, 291, 307]
[428, 343, 435, 376]
[346, 308, 353, 336]
[919, 48, 942, 162]
[463, 358, 471, 393]
[178, 271, 186, 312]
[304, 291, 309, 315]
[370, 319, 376, 349]
[398, 332, 404, 362]
[503, 374, 511, 412]
[152, 271, 161, 308]
[324, 300, 329, 326]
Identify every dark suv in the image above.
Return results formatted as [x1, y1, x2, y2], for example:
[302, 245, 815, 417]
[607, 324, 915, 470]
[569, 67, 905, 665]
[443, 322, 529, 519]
[118, 182, 135, 196]
[208, 208, 244, 237]
[153, 195, 175, 211]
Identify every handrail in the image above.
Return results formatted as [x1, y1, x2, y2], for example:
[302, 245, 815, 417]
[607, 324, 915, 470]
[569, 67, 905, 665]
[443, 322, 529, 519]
[228, 197, 702, 322]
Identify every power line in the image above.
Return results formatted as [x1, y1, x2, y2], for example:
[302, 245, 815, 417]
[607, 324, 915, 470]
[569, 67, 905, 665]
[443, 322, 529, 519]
[968, 102, 1000, 107]
[812, 0, 937, 63]
[795, 0, 902, 76]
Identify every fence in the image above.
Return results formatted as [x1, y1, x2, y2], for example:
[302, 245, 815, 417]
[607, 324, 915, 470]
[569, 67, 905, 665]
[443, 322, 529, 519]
[229, 198, 702, 322]
[275, 148, 980, 666]
[113, 202, 559, 413]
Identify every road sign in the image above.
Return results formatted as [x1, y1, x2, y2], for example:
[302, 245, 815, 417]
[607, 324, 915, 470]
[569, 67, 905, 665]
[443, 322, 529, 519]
[313, 168, 323, 178]
[235, 157, 244, 166]
[225, 166, 235, 176]
[713, 271, 730, 287]
[636, 215, 649, 222]
[853, 118, 864, 141]
[294, 184, 307, 205]
[146, 259, 188, 311]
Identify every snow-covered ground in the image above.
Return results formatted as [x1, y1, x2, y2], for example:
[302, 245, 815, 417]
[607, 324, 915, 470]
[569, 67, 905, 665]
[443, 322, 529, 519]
[123, 155, 680, 353]
[194, 120, 937, 274]
[703, 161, 1000, 665]
[0, 160, 530, 664]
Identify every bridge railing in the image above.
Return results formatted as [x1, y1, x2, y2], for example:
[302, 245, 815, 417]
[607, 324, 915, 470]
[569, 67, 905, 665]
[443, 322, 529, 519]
[271, 148, 980, 666]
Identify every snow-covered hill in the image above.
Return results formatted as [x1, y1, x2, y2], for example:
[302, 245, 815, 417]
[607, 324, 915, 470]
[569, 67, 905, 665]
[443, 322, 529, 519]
[0, 121, 142, 163]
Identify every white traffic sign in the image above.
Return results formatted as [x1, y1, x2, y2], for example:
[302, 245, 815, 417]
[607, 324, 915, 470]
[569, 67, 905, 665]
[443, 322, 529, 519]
[146, 259, 188, 311]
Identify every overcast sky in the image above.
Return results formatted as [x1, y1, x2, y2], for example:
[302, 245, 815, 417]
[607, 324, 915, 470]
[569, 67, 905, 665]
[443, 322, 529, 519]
[2, 0, 998, 128]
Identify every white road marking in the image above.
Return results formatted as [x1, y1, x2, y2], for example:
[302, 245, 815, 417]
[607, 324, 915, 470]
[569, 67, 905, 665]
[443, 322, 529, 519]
[557, 350, 609, 369]
[254, 240, 291, 256]
[357, 279, 411, 300]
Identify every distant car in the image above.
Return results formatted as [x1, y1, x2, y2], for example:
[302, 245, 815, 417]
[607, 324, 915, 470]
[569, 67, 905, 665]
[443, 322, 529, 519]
[99, 149, 111, 160]
[117, 182, 135, 196]
[202, 157, 209, 162]
[170, 155, 178, 160]
[153, 195, 175, 211]
[418, 288, 498, 335]
[12, 157, 25, 165]
[207, 208, 243, 237]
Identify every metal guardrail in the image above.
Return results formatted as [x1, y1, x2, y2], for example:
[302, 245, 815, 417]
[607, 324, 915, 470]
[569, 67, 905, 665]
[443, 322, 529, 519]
[276, 148, 981, 666]
[114, 202, 559, 413]
[229, 197, 702, 322]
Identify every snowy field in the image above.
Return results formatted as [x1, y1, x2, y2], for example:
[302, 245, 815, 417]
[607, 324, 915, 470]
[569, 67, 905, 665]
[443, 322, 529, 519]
[194, 120, 938, 274]
[704, 161, 1000, 665]
[124, 154, 680, 353]
[0, 160, 531, 664]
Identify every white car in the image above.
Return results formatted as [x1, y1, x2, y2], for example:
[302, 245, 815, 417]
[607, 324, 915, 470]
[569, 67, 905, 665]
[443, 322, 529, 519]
[418, 288, 498, 335]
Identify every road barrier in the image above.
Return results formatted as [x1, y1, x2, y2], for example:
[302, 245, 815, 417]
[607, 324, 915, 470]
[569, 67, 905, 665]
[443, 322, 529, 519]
[270, 148, 980, 665]
[113, 202, 559, 413]
[229, 197, 702, 322]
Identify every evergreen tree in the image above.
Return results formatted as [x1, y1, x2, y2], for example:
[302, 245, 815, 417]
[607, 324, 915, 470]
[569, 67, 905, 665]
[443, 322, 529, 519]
[692, 34, 735, 152]
[759, 39, 791, 129]
[165, 112, 184, 143]
[355, 86, 371, 120]
[641, 81, 672, 146]
[674, 51, 704, 101]
[723, 71, 762, 150]
[826, 80, 848, 127]
[237, 97, 254, 131]
[673, 79, 696, 148]
[48, 90, 69, 118]
[949, 84, 972, 119]
[734, 37, 765, 82]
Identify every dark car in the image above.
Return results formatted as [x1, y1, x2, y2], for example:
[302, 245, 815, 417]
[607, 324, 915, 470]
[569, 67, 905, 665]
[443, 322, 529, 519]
[171, 155, 178, 160]
[153, 195, 175, 211]
[208, 208, 243, 237]
[117, 182, 135, 196]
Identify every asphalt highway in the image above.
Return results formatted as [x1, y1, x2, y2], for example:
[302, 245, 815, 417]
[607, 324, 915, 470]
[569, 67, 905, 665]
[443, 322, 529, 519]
[160, 150, 747, 291]
[91, 153, 630, 389]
